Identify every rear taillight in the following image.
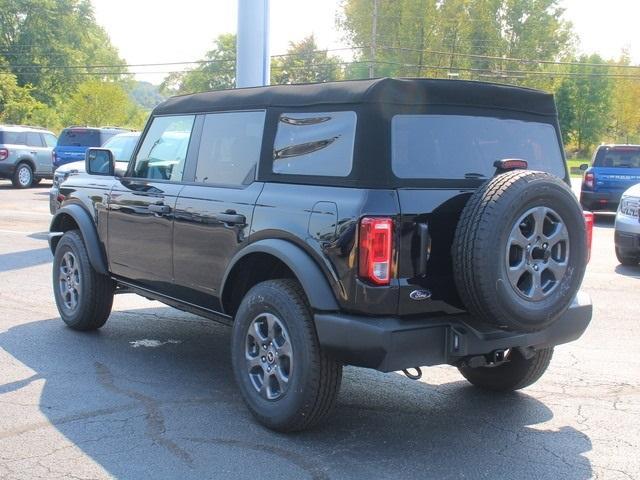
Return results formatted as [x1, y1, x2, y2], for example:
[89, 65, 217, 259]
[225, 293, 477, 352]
[584, 211, 594, 263]
[583, 171, 595, 189]
[0, 148, 8, 161]
[359, 217, 394, 285]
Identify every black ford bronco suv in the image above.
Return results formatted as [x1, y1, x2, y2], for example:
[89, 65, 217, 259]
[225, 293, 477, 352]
[49, 78, 593, 432]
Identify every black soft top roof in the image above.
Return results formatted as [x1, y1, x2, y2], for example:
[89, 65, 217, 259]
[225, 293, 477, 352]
[153, 77, 557, 117]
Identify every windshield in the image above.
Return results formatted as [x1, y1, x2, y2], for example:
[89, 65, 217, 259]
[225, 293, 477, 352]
[57, 129, 102, 147]
[102, 135, 139, 162]
[593, 147, 640, 168]
[392, 115, 566, 180]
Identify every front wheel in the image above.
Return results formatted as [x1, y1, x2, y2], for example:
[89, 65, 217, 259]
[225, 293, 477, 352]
[458, 347, 553, 392]
[615, 247, 640, 266]
[231, 279, 342, 432]
[52, 230, 115, 331]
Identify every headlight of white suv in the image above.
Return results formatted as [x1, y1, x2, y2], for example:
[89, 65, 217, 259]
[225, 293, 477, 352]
[619, 196, 640, 217]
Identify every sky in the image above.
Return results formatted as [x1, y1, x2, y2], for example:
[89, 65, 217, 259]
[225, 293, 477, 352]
[91, 0, 640, 85]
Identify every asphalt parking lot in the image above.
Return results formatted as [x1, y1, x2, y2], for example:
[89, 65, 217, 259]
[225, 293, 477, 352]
[0, 180, 638, 480]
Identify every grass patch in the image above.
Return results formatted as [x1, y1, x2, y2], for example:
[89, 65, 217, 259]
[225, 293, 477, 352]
[567, 158, 589, 177]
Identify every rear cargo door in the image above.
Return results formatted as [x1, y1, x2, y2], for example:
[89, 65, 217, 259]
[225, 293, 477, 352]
[392, 113, 567, 316]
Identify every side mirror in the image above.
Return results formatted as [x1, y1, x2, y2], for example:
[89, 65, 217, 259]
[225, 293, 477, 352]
[579, 163, 589, 171]
[85, 148, 114, 176]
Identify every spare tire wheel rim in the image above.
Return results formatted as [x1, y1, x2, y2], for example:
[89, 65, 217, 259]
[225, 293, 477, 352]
[505, 206, 570, 301]
[245, 313, 293, 401]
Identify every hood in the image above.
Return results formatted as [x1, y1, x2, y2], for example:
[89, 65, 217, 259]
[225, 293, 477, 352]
[623, 183, 640, 198]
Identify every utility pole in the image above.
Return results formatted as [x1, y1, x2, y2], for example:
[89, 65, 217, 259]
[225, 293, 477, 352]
[369, 0, 378, 79]
[236, 0, 270, 88]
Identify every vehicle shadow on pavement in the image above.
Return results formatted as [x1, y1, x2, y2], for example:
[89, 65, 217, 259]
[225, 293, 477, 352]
[614, 264, 640, 278]
[0, 307, 593, 480]
[0, 247, 51, 273]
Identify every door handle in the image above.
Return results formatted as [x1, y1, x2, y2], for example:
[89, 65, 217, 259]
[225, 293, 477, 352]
[148, 203, 171, 215]
[215, 211, 246, 225]
[30, 151, 38, 155]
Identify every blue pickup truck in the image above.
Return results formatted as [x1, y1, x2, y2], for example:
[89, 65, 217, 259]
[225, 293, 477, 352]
[52, 127, 130, 169]
[580, 145, 640, 212]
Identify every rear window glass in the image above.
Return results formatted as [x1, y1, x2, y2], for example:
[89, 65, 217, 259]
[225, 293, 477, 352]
[392, 115, 565, 180]
[593, 147, 640, 168]
[57, 129, 102, 147]
[273, 111, 356, 177]
[0, 132, 25, 145]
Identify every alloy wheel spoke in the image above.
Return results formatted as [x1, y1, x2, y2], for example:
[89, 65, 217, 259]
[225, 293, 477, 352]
[532, 207, 548, 238]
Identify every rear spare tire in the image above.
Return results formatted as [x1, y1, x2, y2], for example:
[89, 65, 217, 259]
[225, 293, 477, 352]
[452, 170, 587, 332]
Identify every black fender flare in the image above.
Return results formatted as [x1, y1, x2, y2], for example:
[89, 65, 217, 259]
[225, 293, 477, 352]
[221, 239, 339, 312]
[49, 204, 108, 275]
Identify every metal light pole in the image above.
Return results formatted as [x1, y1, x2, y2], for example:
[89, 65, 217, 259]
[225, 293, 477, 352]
[236, 0, 270, 88]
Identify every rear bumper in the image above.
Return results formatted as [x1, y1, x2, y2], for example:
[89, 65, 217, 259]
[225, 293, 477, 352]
[580, 190, 623, 211]
[314, 291, 592, 372]
[0, 162, 16, 179]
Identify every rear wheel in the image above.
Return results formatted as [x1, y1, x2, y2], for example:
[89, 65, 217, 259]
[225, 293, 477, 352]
[12, 162, 33, 188]
[616, 247, 640, 266]
[458, 348, 553, 391]
[231, 279, 342, 432]
[52, 230, 114, 331]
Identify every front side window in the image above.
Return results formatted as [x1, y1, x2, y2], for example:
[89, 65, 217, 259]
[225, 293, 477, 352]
[195, 111, 265, 186]
[392, 115, 565, 180]
[273, 111, 356, 177]
[132, 115, 195, 181]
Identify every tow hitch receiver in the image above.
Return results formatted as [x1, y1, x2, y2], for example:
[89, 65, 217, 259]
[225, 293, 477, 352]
[466, 349, 510, 368]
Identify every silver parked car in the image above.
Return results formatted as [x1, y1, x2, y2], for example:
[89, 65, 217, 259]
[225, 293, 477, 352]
[0, 125, 58, 188]
[49, 131, 140, 214]
[614, 183, 640, 266]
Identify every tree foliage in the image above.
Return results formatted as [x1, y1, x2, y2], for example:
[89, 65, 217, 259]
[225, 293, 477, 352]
[61, 80, 147, 129]
[338, 0, 573, 90]
[0, 0, 126, 104]
[271, 35, 343, 84]
[161, 34, 237, 95]
[555, 55, 613, 153]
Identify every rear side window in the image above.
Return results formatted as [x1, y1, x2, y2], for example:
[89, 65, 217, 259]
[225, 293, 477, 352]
[58, 129, 102, 147]
[593, 147, 640, 168]
[273, 111, 356, 177]
[0, 132, 25, 145]
[392, 115, 565, 180]
[195, 111, 265, 186]
[26, 132, 44, 147]
[132, 115, 195, 182]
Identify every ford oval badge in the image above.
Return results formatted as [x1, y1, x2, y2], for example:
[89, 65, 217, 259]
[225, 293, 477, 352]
[410, 289, 432, 301]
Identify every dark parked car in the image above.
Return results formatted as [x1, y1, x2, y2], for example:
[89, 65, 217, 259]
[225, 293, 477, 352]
[580, 144, 640, 212]
[49, 78, 593, 432]
[52, 126, 131, 169]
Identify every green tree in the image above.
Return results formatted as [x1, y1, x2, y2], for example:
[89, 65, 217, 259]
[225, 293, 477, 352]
[0, 0, 126, 104]
[555, 55, 613, 154]
[608, 54, 640, 144]
[61, 80, 146, 129]
[271, 35, 343, 84]
[338, 0, 574, 87]
[0, 70, 53, 125]
[161, 34, 236, 95]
